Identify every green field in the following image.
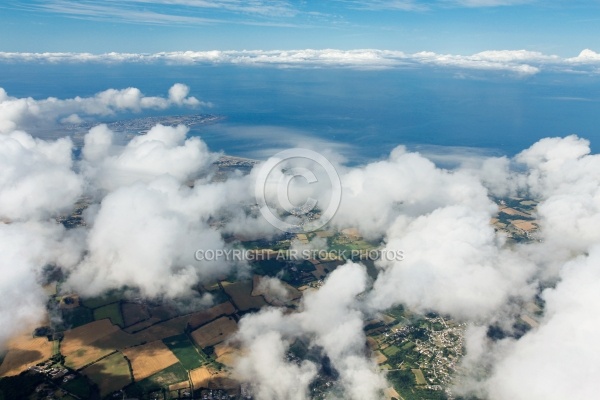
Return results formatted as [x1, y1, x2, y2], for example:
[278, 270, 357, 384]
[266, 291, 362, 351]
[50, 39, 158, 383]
[62, 375, 96, 399]
[383, 345, 401, 357]
[81, 290, 124, 309]
[384, 305, 406, 322]
[93, 303, 125, 327]
[132, 362, 189, 393]
[412, 369, 427, 385]
[61, 306, 94, 329]
[0, 373, 45, 399]
[401, 341, 416, 350]
[386, 369, 447, 400]
[252, 259, 286, 276]
[82, 352, 132, 397]
[163, 334, 206, 370]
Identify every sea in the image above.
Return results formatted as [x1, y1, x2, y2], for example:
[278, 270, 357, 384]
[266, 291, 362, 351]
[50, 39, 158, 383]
[1, 62, 599, 163]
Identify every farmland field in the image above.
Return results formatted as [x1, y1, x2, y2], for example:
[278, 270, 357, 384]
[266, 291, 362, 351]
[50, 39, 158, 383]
[190, 317, 238, 348]
[149, 305, 179, 321]
[374, 350, 388, 364]
[81, 352, 132, 396]
[169, 380, 191, 391]
[60, 306, 94, 329]
[213, 343, 241, 367]
[132, 315, 190, 343]
[412, 369, 427, 385]
[190, 366, 212, 389]
[92, 329, 142, 350]
[0, 331, 53, 377]
[81, 291, 123, 309]
[122, 340, 179, 382]
[122, 302, 151, 327]
[124, 317, 161, 333]
[163, 334, 205, 370]
[251, 275, 302, 305]
[187, 301, 236, 329]
[93, 303, 125, 327]
[134, 362, 189, 393]
[222, 280, 267, 311]
[382, 345, 401, 357]
[61, 375, 95, 398]
[62, 320, 121, 369]
[64, 347, 116, 371]
[207, 371, 238, 390]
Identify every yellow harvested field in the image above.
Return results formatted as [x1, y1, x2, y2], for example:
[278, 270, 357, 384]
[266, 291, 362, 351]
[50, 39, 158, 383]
[122, 341, 179, 382]
[315, 230, 334, 238]
[374, 351, 387, 365]
[511, 219, 538, 231]
[187, 301, 236, 329]
[499, 207, 530, 218]
[62, 320, 121, 369]
[520, 315, 540, 329]
[191, 317, 238, 348]
[190, 366, 212, 388]
[0, 332, 53, 377]
[366, 337, 378, 350]
[207, 372, 238, 389]
[65, 347, 116, 370]
[63, 319, 120, 349]
[295, 233, 309, 244]
[384, 387, 401, 400]
[191, 368, 239, 391]
[214, 343, 242, 367]
[169, 381, 191, 391]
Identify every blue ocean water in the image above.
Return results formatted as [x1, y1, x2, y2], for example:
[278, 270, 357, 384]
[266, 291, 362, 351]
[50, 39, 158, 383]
[1, 63, 599, 161]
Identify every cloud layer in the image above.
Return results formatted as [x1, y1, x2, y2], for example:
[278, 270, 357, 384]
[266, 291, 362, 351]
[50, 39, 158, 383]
[2, 48, 600, 75]
[2, 84, 600, 400]
[0, 83, 205, 134]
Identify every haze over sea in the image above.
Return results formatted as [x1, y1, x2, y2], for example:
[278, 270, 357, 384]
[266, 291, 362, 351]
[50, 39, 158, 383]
[2, 62, 599, 162]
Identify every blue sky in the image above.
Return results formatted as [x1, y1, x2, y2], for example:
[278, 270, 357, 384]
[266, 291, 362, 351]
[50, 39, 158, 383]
[0, 1, 599, 55]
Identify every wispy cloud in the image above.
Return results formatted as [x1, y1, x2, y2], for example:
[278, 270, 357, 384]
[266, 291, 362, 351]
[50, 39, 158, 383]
[124, 0, 298, 17]
[3, 48, 599, 75]
[13, 0, 540, 27]
[15, 0, 301, 27]
[453, 0, 534, 7]
[340, 0, 429, 11]
[339, 0, 534, 11]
